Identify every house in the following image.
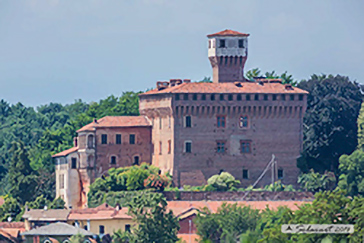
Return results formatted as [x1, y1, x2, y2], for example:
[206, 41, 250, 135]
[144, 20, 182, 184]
[21, 222, 94, 243]
[22, 209, 71, 231]
[0, 222, 26, 243]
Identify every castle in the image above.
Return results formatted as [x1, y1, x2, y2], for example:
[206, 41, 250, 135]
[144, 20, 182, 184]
[53, 29, 308, 209]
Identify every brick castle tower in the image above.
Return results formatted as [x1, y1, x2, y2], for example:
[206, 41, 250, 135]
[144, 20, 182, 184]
[207, 29, 249, 83]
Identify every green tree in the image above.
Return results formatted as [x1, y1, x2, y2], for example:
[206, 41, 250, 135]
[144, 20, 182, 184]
[338, 150, 364, 196]
[0, 196, 22, 222]
[206, 172, 240, 191]
[298, 170, 336, 192]
[297, 75, 363, 174]
[69, 233, 85, 243]
[357, 102, 364, 150]
[112, 229, 135, 243]
[127, 192, 179, 243]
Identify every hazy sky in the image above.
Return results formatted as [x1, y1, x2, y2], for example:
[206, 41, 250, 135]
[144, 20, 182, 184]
[0, 0, 363, 107]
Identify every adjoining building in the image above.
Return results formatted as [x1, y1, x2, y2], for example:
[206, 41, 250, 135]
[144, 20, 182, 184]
[53, 29, 308, 209]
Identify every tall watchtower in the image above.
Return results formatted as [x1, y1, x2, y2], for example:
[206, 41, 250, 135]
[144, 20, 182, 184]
[207, 29, 249, 83]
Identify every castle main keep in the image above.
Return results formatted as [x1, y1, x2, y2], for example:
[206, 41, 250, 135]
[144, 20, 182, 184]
[53, 29, 308, 209]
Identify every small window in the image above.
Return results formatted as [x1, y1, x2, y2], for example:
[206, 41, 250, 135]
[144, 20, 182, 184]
[278, 169, 284, 179]
[290, 94, 295, 101]
[59, 174, 65, 189]
[175, 94, 180, 100]
[264, 94, 268, 101]
[281, 94, 286, 101]
[71, 158, 77, 169]
[110, 156, 116, 165]
[211, 94, 215, 101]
[242, 169, 249, 179]
[254, 94, 259, 101]
[237, 94, 242, 101]
[99, 225, 105, 234]
[208, 40, 211, 48]
[183, 94, 188, 100]
[272, 94, 277, 101]
[299, 94, 303, 101]
[228, 94, 233, 101]
[219, 39, 226, 48]
[239, 116, 249, 128]
[240, 141, 251, 154]
[216, 141, 225, 153]
[84, 225, 88, 230]
[185, 141, 192, 153]
[125, 224, 131, 232]
[246, 94, 251, 101]
[116, 134, 122, 144]
[129, 134, 135, 144]
[159, 117, 162, 130]
[101, 134, 107, 144]
[193, 94, 197, 100]
[217, 115, 226, 128]
[219, 94, 224, 100]
[202, 94, 206, 100]
[133, 156, 139, 165]
[238, 39, 244, 48]
[185, 116, 192, 128]
[159, 141, 162, 155]
[168, 140, 171, 154]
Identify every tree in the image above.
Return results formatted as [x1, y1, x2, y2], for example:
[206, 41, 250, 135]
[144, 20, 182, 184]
[7, 141, 38, 204]
[112, 229, 135, 243]
[245, 68, 297, 85]
[298, 170, 336, 192]
[69, 233, 85, 243]
[357, 102, 364, 150]
[297, 75, 363, 174]
[338, 150, 364, 196]
[0, 196, 22, 222]
[126, 192, 179, 243]
[206, 172, 240, 191]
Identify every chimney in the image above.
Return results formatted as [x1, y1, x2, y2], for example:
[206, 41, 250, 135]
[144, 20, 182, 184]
[44, 205, 48, 211]
[176, 79, 183, 85]
[94, 118, 98, 123]
[183, 79, 191, 83]
[170, 79, 177, 87]
[115, 203, 121, 211]
[234, 82, 243, 87]
[285, 84, 293, 90]
[73, 137, 78, 147]
[157, 81, 169, 90]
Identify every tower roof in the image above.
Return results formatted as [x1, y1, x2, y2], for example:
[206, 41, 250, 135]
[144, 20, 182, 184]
[207, 29, 250, 38]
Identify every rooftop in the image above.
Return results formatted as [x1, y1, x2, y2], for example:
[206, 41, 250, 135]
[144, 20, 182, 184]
[207, 29, 250, 38]
[68, 203, 131, 220]
[77, 116, 151, 133]
[52, 147, 78, 158]
[22, 209, 71, 221]
[141, 82, 308, 96]
[21, 222, 94, 236]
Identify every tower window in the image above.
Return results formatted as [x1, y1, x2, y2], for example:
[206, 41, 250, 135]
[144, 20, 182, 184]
[237, 94, 242, 101]
[133, 156, 140, 165]
[281, 94, 286, 101]
[193, 94, 197, 100]
[208, 40, 211, 48]
[159, 141, 162, 155]
[175, 94, 180, 100]
[185, 141, 192, 153]
[159, 117, 162, 130]
[272, 94, 277, 101]
[101, 134, 107, 144]
[299, 94, 304, 101]
[216, 141, 226, 153]
[219, 94, 224, 100]
[99, 225, 105, 234]
[129, 134, 135, 144]
[240, 141, 251, 153]
[217, 115, 226, 128]
[254, 94, 259, 101]
[59, 174, 65, 189]
[168, 140, 171, 154]
[278, 169, 284, 179]
[228, 94, 233, 101]
[211, 94, 215, 101]
[183, 94, 188, 100]
[246, 94, 251, 101]
[238, 39, 245, 48]
[219, 39, 226, 48]
[116, 134, 122, 144]
[202, 94, 206, 100]
[71, 158, 77, 169]
[185, 116, 192, 128]
[290, 94, 295, 101]
[110, 156, 116, 165]
[242, 169, 249, 179]
[239, 116, 249, 128]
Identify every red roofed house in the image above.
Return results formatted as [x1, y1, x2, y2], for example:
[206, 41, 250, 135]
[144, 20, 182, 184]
[53, 29, 308, 209]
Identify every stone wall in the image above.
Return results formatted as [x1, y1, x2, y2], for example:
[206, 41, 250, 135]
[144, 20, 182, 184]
[163, 191, 314, 201]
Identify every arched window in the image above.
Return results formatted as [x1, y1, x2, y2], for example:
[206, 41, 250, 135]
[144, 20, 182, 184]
[87, 134, 94, 148]
[133, 156, 140, 165]
[87, 155, 95, 168]
[110, 156, 116, 165]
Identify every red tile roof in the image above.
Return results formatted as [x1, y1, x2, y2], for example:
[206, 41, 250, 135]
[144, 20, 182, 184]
[141, 82, 308, 95]
[207, 29, 250, 37]
[167, 201, 309, 217]
[68, 203, 131, 220]
[178, 233, 200, 243]
[77, 116, 151, 132]
[0, 222, 25, 229]
[52, 147, 78, 158]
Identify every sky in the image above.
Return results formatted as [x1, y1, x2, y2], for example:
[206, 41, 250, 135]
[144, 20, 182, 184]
[0, 0, 363, 107]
